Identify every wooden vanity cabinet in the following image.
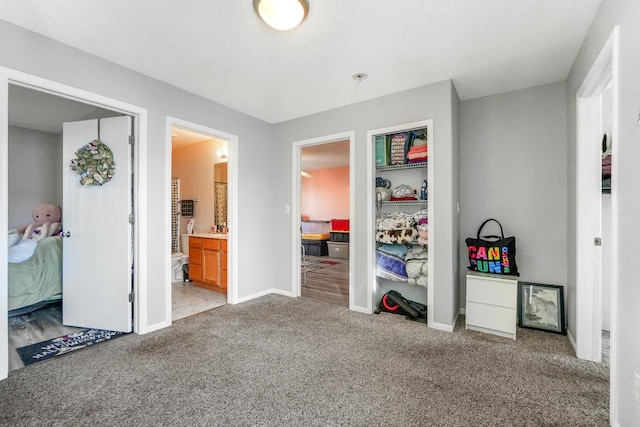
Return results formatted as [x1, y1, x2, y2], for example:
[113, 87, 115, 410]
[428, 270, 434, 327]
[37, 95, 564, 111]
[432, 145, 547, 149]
[189, 236, 227, 294]
[188, 237, 203, 282]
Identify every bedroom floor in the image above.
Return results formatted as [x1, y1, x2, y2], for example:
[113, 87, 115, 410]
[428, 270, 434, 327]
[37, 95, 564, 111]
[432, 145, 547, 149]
[8, 302, 83, 372]
[7, 284, 226, 372]
[301, 255, 349, 307]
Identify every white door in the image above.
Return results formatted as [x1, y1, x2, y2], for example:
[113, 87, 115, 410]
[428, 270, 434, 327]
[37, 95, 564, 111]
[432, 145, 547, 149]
[62, 117, 133, 332]
[576, 95, 603, 361]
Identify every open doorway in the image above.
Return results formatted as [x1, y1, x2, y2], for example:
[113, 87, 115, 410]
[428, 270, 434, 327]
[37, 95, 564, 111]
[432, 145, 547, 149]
[300, 140, 350, 306]
[574, 26, 618, 423]
[170, 126, 228, 320]
[292, 132, 355, 309]
[166, 117, 238, 321]
[6, 85, 132, 371]
[575, 28, 618, 364]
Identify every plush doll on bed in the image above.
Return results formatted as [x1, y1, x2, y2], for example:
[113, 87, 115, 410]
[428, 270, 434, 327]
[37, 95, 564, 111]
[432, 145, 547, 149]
[21, 203, 62, 241]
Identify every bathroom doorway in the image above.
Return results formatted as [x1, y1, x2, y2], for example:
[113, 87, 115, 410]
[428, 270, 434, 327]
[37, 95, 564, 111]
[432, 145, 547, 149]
[169, 124, 230, 321]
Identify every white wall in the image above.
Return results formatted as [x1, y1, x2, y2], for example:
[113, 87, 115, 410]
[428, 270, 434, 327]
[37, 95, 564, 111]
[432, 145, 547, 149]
[566, 0, 640, 423]
[459, 82, 568, 308]
[0, 20, 276, 330]
[8, 126, 61, 229]
[274, 80, 460, 327]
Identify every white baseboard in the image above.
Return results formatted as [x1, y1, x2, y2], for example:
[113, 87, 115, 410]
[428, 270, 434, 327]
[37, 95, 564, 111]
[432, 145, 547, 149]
[349, 304, 371, 314]
[429, 321, 454, 333]
[567, 329, 578, 356]
[233, 288, 294, 304]
[140, 320, 171, 334]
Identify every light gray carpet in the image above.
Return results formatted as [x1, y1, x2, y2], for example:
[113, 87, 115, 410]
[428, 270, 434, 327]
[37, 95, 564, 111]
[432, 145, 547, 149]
[0, 295, 608, 426]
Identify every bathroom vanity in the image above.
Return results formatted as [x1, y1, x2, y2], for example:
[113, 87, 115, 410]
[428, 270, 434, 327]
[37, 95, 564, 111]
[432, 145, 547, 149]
[189, 234, 228, 294]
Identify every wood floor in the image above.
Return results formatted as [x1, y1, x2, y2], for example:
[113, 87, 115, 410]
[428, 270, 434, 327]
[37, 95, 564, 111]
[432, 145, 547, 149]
[8, 302, 84, 372]
[301, 255, 349, 307]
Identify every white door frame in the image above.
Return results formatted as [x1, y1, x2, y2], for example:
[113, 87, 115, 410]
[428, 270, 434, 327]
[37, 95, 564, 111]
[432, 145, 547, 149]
[290, 131, 357, 310]
[0, 66, 148, 380]
[575, 26, 618, 421]
[366, 120, 434, 323]
[165, 117, 239, 315]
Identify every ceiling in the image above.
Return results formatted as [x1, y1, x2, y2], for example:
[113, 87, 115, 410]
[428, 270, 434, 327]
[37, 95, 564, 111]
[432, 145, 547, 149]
[8, 85, 118, 134]
[0, 1, 601, 124]
[301, 139, 350, 170]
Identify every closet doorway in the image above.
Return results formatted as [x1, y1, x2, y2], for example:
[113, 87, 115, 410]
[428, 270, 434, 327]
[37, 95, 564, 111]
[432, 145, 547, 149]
[292, 132, 355, 309]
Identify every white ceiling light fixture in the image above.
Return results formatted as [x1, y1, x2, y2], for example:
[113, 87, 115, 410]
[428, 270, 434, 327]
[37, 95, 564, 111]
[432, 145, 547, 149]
[253, 0, 309, 31]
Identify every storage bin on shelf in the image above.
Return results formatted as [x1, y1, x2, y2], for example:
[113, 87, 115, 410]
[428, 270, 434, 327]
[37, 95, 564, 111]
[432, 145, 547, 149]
[328, 242, 349, 259]
[301, 220, 331, 234]
[329, 231, 349, 243]
[331, 219, 349, 232]
[302, 239, 328, 256]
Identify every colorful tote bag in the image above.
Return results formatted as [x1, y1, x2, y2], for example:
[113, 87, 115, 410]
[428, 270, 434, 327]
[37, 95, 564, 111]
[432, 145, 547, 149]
[465, 218, 519, 276]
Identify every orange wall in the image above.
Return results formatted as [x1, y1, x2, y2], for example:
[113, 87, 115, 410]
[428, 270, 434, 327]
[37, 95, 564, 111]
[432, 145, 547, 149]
[172, 139, 227, 234]
[301, 166, 349, 220]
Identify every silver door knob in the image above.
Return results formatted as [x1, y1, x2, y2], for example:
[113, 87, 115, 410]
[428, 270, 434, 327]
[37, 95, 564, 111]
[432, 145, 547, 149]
[61, 231, 71, 238]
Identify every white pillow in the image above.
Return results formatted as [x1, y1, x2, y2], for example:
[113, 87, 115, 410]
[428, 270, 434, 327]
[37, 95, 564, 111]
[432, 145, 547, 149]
[8, 228, 19, 248]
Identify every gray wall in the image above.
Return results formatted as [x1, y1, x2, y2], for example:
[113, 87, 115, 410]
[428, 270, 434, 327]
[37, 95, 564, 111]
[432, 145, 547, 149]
[0, 20, 276, 328]
[459, 82, 568, 308]
[274, 80, 460, 328]
[566, 0, 640, 423]
[8, 126, 62, 229]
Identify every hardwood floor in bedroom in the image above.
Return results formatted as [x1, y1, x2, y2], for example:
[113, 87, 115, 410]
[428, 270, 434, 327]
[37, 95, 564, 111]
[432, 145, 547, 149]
[8, 302, 84, 372]
[301, 256, 349, 307]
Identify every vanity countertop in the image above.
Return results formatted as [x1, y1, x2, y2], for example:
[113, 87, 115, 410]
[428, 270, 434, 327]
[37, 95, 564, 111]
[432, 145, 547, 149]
[189, 233, 228, 240]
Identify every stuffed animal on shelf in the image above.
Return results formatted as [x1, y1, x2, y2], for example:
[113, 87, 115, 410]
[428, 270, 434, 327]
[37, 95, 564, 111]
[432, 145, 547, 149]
[21, 203, 62, 241]
[417, 218, 428, 246]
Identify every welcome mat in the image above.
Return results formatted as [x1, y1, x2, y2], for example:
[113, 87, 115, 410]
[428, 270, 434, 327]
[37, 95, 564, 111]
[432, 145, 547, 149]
[17, 328, 128, 366]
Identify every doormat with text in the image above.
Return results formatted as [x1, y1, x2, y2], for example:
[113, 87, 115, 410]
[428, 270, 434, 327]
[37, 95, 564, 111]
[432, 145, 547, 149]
[17, 328, 128, 367]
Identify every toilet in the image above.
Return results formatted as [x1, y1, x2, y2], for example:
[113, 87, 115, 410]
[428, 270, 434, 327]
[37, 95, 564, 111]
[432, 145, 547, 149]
[171, 234, 190, 282]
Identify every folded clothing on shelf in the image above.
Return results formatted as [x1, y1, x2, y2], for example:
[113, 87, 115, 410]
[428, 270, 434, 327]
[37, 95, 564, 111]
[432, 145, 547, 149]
[406, 144, 427, 162]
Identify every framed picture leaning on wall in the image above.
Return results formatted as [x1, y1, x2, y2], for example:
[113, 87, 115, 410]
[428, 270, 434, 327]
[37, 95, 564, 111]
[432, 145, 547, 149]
[518, 282, 566, 334]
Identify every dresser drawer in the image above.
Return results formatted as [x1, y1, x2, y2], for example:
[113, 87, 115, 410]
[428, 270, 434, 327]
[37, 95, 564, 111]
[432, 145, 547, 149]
[189, 237, 202, 248]
[202, 238, 221, 250]
[466, 302, 516, 336]
[467, 275, 517, 308]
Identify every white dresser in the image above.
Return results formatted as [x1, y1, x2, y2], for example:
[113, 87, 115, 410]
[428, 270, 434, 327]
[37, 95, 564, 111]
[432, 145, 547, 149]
[465, 271, 519, 339]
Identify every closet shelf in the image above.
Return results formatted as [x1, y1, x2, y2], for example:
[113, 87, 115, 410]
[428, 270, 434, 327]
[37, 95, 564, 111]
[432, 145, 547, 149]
[376, 162, 427, 171]
[380, 200, 428, 206]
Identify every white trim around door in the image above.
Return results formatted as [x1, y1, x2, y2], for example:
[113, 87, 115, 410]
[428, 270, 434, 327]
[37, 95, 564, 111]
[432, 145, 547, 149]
[291, 131, 357, 311]
[165, 116, 239, 321]
[574, 26, 619, 424]
[0, 66, 148, 381]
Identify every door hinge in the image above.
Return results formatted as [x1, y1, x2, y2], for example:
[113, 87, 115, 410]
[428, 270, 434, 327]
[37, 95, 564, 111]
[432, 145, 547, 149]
[594, 237, 602, 246]
[129, 292, 135, 303]
[129, 213, 135, 224]
[128, 135, 135, 145]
